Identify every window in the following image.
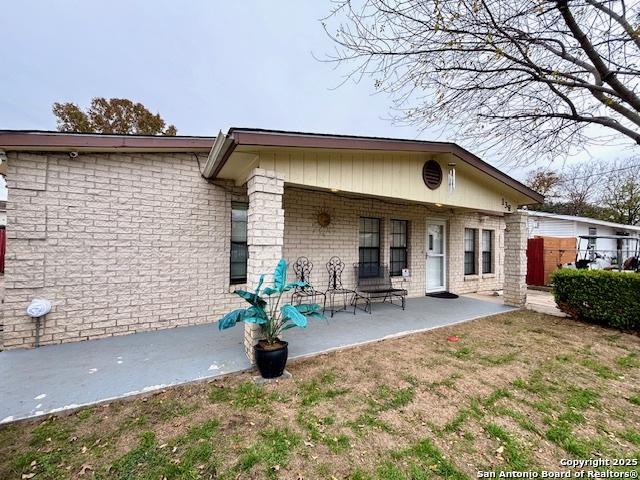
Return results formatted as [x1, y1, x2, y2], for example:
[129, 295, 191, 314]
[588, 227, 597, 248]
[359, 217, 380, 278]
[482, 230, 493, 274]
[464, 228, 477, 275]
[230, 202, 248, 284]
[390, 220, 408, 276]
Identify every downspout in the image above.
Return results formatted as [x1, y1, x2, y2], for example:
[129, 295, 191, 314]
[201, 131, 238, 180]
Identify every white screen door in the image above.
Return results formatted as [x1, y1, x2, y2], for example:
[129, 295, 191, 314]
[426, 221, 447, 292]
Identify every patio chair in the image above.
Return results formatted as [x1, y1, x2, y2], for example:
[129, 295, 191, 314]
[324, 256, 357, 317]
[290, 256, 326, 308]
[353, 263, 407, 314]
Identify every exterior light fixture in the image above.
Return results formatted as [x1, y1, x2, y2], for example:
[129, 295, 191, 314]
[435, 203, 443, 207]
[447, 162, 456, 192]
[330, 188, 339, 193]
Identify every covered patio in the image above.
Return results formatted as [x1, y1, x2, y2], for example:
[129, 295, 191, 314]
[0, 295, 513, 424]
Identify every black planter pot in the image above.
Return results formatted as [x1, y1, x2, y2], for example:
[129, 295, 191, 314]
[254, 340, 289, 379]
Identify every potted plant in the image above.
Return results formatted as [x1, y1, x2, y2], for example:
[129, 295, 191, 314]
[218, 258, 325, 378]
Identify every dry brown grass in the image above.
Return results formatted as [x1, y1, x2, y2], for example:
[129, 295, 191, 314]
[1, 310, 640, 479]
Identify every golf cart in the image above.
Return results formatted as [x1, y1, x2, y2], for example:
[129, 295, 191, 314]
[569, 235, 640, 272]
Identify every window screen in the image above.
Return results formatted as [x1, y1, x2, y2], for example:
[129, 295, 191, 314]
[390, 220, 408, 276]
[230, 202, 248, 283]
[464, 228, 477, 275]
[359, 217, 380, 278]
[482, 230, 493, 274]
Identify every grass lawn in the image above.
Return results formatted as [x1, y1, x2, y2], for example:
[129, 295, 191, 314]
[1, 310, 640, 479]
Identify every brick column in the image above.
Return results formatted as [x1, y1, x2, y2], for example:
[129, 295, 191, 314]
[243, 168, 285, 362]
[503, 211, 528, 307]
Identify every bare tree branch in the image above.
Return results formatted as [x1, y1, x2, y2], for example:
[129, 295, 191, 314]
[323, 0, 640, 165]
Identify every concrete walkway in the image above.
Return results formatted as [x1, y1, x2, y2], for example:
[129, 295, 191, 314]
[526, 288, 566, 317]
[0, 295, 514, 424]
[467, 289, 566, 318]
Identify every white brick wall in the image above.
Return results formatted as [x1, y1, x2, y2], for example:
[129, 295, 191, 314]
[3, 151, 247, 349]
[2, 152, 511, 349]
[283, 187, 506, 298]
[447, 213, 505, 295]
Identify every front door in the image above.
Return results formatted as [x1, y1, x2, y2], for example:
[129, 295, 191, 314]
[426, 220, 447, 292]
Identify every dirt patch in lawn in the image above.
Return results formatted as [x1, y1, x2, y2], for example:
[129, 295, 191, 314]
[2, 310, 640, 479]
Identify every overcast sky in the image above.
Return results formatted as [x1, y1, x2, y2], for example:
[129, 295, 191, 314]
[0, 1, 634, 201]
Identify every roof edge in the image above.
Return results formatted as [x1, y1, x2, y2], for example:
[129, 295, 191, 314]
[524, 209, 640, 232]
[225, 128, 544, 204]
[0, 130, 215, 151]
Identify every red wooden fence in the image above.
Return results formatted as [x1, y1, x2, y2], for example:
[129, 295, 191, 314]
[0, 228, 5, 273]
[527, 236, 577, 286]
[526, 237, 544, 286]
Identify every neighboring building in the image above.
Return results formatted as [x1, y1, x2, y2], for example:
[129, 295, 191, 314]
[0, 129, 541, 350]
[524, 210, 640, 286]
[525, 210, 640, 257]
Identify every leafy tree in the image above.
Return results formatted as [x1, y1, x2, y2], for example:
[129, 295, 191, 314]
[325, 0, 640, 164]
[525, 168, 563, 202]
[52, 97, 177, 135]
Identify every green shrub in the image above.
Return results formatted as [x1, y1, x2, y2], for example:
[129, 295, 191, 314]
[551, 269, 640, 330]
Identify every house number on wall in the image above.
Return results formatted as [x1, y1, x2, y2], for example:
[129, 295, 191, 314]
[501, 198, 513, 212]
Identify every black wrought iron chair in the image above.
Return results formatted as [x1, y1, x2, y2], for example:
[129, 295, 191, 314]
[325, 256, 357, 317]
[353, 263, 407, 314]
[290, 257, 326, 308]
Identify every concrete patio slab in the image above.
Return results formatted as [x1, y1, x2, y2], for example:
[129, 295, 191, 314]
[0, 295, 514, 424]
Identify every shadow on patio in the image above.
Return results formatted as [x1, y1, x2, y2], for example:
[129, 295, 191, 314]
[0, 295, 514, 424]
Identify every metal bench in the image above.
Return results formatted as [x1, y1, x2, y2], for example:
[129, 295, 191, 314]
[353, 263, 407, 314]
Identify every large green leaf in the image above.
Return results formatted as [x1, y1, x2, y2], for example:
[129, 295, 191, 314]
[262, 287, 278, 296]
[218, 309, 247, 330]
[281, 304, 307, 328]
[234, 289, 267, 308]
[244, 306, 268, 325]
[273, 258, 288, 291]
[254, 274, 265, 297]
[295, 303, 322, 314]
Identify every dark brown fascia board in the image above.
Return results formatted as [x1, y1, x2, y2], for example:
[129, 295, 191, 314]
[0, 130, 215, 151]
[226, 128, 544, 204]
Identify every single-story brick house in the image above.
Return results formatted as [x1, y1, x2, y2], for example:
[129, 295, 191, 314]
[0, 128, 542, 352]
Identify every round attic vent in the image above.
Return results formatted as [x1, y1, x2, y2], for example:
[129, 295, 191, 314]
[422, 160, 443, 190]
